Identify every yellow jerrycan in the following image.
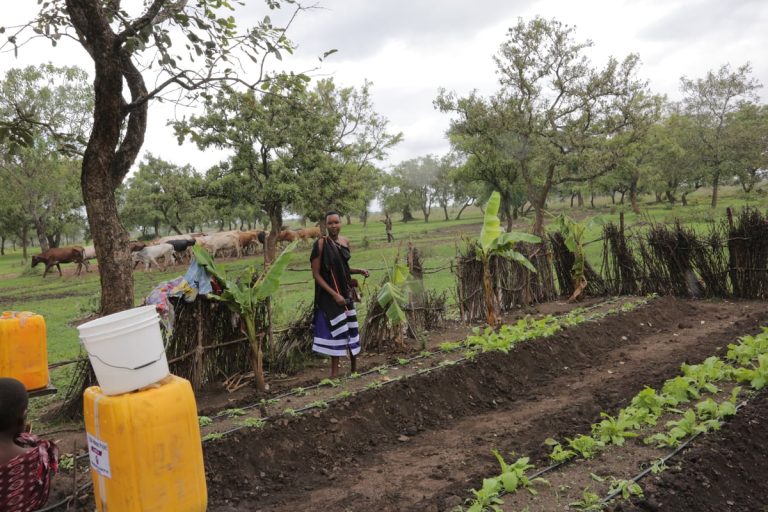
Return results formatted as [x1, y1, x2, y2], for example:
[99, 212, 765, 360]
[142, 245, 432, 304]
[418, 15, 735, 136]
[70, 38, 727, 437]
[0, 311, 49, 390]
[84, 375, 207, 511]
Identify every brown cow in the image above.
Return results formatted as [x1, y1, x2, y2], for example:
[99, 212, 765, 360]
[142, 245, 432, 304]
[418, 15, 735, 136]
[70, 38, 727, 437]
[31, 246, 86, 278]
[298, 227, 321, 241]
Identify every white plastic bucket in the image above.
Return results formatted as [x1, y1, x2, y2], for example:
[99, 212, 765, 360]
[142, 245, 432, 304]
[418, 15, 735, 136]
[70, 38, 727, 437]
[77, 305, 170, 396]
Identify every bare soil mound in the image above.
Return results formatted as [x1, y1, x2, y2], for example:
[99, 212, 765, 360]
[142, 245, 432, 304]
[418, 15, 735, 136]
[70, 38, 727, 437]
[203, 297, 768, 511]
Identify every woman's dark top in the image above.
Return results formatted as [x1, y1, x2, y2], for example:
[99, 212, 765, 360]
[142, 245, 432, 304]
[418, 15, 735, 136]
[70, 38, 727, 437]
[310, 237, 353, 318]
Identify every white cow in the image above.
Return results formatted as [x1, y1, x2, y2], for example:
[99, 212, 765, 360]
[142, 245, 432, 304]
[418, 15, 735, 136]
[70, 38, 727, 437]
[131, 243, 175, 272]
[198, 232, 241, 259]
[81, 246, 97, 272]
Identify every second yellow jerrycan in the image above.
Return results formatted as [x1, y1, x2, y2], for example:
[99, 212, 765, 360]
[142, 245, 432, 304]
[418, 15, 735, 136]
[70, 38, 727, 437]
[0, 311, 49, 390]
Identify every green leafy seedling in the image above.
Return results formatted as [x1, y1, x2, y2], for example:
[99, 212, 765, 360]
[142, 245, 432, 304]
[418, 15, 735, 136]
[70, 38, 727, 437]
[59, 453, 74, 471]
[608, 477, 644, 500]
[291, 386, 307, 397]
[239, 417, 266, 428]
[566, 435, 603, 459]
[202, 432, 224, 442]
[491, 450, 549, 495]
[592, 412, 638, 446]
[466, 477, 503, 512]
[569, 487, 603, 511]
[198, 416, 213, 427]
[544, 438, 576, 463]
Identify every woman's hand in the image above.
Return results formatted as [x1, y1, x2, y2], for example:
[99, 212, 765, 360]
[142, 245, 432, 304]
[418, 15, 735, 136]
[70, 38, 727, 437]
[360, 269, 370, 278]
[333, 293, 347, 306]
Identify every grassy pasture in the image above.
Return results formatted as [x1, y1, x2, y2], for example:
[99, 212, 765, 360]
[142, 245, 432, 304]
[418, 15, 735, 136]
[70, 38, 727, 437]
[1, 185, 766, 393]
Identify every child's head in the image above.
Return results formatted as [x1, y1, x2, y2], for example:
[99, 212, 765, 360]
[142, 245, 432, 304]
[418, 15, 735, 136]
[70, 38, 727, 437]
[0, 378, 28, 435]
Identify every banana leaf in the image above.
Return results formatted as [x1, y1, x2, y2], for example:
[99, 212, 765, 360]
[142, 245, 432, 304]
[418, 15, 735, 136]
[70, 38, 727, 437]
[480, 191, 503, 252]
[256, 240, 299, 300]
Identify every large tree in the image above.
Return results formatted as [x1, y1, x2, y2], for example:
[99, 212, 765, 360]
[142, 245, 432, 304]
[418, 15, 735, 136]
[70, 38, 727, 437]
[490, 17, 652, 234]
[5, 1, 300, 314]
[680, 63, 762, 208]
[173, 75, 311, 262]
[0, 64, 92, 250]
[121, 153, 203, 236]
[292, 79, 401, 230]
[435, 90, 526, 229]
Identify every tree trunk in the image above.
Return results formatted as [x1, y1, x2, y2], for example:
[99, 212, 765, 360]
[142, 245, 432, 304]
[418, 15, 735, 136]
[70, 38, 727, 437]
[710, 172, 720, 208]
[570, 193, 575, 208]
[153, 219, 160, 237]
[681, 192, 689, 206]
[0, 236, 4, 256]
[33, 219, 49, 252]
[443, 204, 449, 221]
[402, 205, 415, 222]
[482, 256, 497, 327]
[83, 177, 133, 314]
[611, 190, 616, 204]
[69, 5, 142, 315]
[265, 208, 283, 264]
[577, 191, 584, 208]
[666, 190, 676, 205]
[170, 225, 182, 235]
[455, 200, 472, 220]
[590, 191, 595, 209]
[245, 317, 266, 392]
[20, 225, 29, 260]
[629, 182, 640, 214]
[619, 190, 626, 204]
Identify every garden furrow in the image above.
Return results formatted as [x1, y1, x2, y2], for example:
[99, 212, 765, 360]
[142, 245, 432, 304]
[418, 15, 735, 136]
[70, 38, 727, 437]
[203, 298, 768, 511]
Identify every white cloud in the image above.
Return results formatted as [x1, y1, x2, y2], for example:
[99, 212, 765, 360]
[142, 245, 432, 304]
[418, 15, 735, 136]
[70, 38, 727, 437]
[1, 0, 767, 174]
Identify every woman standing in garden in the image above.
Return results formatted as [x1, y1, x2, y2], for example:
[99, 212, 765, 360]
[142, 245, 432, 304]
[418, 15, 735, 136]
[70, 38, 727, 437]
[310, 211, 369, 377]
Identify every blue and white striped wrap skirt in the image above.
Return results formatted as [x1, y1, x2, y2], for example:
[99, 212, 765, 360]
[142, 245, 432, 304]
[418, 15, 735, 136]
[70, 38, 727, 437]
[312, 308, 361, 357]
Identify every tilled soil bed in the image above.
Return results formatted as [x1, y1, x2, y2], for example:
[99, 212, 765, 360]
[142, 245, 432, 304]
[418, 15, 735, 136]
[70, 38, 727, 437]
[612, 388, 768, 512]
[204, 297, 768, 511]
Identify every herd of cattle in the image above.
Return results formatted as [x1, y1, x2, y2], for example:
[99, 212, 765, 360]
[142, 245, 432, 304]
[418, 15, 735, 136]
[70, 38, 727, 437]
[30, 227, 322, 277]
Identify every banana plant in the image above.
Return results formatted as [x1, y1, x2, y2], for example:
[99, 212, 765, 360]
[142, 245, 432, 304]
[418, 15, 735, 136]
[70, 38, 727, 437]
[551, 212, 602, 302]
[191, 241, 298, 392]
[376, 260, 413, 350]
[478, 191, 541, 326]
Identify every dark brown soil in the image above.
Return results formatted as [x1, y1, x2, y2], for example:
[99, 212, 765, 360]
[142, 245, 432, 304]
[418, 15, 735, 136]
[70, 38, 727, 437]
[200, 297, 768, 511]
[612, 389, 768, 512]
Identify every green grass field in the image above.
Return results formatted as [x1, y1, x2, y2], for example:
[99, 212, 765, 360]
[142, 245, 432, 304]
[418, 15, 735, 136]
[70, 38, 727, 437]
[2, 185, 767, 393]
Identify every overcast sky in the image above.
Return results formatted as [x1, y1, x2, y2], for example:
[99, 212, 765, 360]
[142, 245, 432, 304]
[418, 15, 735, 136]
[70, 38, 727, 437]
[2, 0, 767, 174]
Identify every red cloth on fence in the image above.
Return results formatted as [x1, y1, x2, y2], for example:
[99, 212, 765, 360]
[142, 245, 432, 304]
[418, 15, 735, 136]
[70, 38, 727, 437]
[0, 434, 59, 512]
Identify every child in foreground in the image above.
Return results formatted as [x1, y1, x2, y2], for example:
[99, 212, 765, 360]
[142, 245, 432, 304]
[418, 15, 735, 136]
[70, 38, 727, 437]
[0, 377, 59, 512]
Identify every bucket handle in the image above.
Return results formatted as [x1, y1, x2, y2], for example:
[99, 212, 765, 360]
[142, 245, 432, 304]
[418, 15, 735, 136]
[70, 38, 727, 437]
[88, 350, 166, 371]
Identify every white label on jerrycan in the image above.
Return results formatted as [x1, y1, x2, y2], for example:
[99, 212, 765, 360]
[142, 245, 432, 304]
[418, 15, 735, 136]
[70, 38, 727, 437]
[87, 433, 112, 478]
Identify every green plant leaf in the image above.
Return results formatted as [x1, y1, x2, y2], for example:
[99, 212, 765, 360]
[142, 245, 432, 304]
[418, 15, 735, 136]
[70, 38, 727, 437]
[255, 240, 299, 299]
[480, 191, 503, 252]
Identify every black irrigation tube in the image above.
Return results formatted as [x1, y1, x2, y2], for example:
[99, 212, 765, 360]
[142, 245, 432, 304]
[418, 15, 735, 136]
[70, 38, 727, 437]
[488, 368, 760, 507]
[206, 295, 652, 437]
[204, 295, 638, 424]
[598, 399, 752, 506]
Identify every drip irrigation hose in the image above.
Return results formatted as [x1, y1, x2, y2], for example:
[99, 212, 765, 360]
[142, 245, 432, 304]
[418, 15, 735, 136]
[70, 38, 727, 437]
[205, 295, 639, 423]
[598, 400, 749, 506]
